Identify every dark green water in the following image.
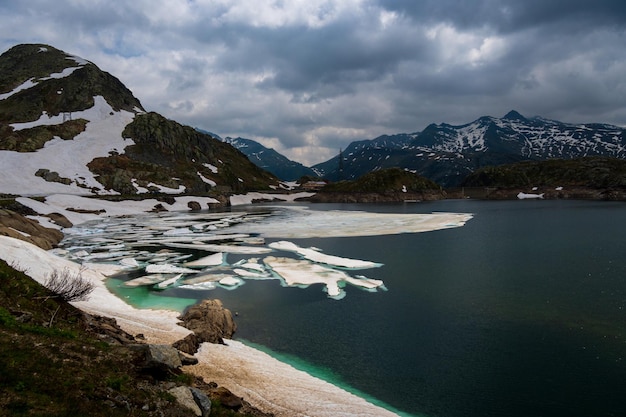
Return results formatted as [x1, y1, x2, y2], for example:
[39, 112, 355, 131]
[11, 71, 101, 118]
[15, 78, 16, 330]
[109, 200, 626, 417]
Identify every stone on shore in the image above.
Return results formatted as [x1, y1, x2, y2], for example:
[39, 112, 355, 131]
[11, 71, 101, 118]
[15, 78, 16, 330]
[176, 299, 237, 347]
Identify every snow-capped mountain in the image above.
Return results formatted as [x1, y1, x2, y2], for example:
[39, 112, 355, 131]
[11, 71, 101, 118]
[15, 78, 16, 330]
[222, 136, 317, 181]
[314, 110, 626, 187]
[0, 44, 278, 196]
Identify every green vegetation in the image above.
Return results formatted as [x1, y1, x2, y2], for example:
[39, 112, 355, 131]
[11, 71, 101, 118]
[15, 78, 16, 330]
[461, 157, 626, 188]
[0, 259, 262, 416]
[322, 167, 441, 193]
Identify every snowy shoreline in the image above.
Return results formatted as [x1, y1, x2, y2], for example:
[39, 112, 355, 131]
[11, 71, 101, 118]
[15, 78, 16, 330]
[1, 195, 473, 416]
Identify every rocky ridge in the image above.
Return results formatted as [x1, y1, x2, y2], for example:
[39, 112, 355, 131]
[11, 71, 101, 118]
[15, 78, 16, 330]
[0, 43, 280, 196]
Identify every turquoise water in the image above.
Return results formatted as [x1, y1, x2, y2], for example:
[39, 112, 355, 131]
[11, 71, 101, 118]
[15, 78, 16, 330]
[104, 200, 626, 417]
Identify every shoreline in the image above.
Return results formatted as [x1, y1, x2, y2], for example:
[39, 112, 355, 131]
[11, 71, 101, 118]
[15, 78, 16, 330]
[0, 237, 403, 417]
[1, 195, 474, 416]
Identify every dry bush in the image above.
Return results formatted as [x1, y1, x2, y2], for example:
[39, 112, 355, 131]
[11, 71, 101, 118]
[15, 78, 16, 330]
[44, 267, 95, 302]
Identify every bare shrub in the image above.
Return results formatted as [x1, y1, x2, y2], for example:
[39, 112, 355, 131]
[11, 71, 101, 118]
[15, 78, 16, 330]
[44, 267, 95, 302]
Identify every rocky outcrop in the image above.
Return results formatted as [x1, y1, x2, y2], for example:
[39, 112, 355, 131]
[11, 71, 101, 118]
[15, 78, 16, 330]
[35, 168, 72, 185]
[174, 299, 236, 353]
[0, 209, 63, 249]
[82, 313, 137, 345]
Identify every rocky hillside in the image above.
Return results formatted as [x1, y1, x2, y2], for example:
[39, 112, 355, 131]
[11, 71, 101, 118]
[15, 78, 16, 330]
[313, 111, 626, 187]
[309, 167, 446, 203]
[0, 44, 279, 196]
[0, 258, 270, 417]
[90, 113, 278, 195]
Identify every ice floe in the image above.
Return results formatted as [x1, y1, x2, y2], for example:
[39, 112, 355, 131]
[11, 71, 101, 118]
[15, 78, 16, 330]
[517, 192, 545, 199]
[263, 256, 383, 300]
[53, 204, 472, 299]
[184, 252, 224, 267]
[269, 241, 383, 269]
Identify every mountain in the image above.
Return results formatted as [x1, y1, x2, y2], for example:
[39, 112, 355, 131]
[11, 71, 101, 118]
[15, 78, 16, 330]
[313, 111, 626, 187]
[0, 44, 278, 196]
[221, 136, 317, 181]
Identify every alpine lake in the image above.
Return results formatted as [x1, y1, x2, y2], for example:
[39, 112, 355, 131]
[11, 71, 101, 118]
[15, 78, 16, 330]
[57, 199, 626, 417]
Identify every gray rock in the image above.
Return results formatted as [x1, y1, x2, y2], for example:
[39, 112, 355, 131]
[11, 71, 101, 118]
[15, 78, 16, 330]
[140, 344, 182, 372]
[168, 386, 201, 416]
[190, 387, 212, 417]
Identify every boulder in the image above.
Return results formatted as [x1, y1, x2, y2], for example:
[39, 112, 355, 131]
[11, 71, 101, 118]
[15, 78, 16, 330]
[137, 344, 182, 374]
[190, 387, 212, 417]
[46, 212, 73, 228]
[150, 203, 168, 212]
[187, 201, 202, 211]
[177, 299, 236, 346]
[173, 333, 201, 355]
[168, 386, 202, 416]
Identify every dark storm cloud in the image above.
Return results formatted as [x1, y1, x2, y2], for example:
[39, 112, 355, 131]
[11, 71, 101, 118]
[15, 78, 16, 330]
[1, 0, 626, 165]
[375, 0, 626, 32]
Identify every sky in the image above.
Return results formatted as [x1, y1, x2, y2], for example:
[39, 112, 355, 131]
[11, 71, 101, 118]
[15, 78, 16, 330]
[1, 0, 626, 166]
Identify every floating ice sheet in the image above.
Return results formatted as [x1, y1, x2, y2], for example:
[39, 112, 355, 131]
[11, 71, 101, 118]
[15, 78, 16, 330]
[269, 241, 383, 269]
[55, 205, 472, 299]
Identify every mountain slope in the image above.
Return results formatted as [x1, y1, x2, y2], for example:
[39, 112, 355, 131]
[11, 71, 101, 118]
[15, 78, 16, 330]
[0, 44, 278, 196]
[222, 136, 317, 181]
[313, 111, 626, 187]
[461, 157, 626, 188]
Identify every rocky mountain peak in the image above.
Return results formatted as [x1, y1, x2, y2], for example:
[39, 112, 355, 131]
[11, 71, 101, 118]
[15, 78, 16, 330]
[0, 43, 144, 124]
[502, 110, 526, 121]
[0, 43, 279, 196]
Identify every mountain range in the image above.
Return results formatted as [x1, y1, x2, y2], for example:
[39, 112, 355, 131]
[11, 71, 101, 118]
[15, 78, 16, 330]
[311, 110, 626, 187]
[0, 44, 278, 197]
[2, 43, 625, 196]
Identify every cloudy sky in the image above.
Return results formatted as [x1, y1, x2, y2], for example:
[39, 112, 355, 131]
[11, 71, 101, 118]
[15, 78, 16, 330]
[1, 1, 626, 166]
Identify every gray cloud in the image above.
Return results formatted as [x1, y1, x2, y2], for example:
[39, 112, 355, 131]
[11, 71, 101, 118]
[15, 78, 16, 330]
[1, 0, 626, 166]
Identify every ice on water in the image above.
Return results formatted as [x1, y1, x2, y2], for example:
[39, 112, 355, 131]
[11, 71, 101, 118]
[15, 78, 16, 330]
[57, 206, 471, 299]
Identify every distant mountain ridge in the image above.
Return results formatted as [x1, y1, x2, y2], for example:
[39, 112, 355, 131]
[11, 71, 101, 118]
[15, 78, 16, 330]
[0, 44, 278, 196]
[221, 136, 317, 181]
[313, 110, 626, 187]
